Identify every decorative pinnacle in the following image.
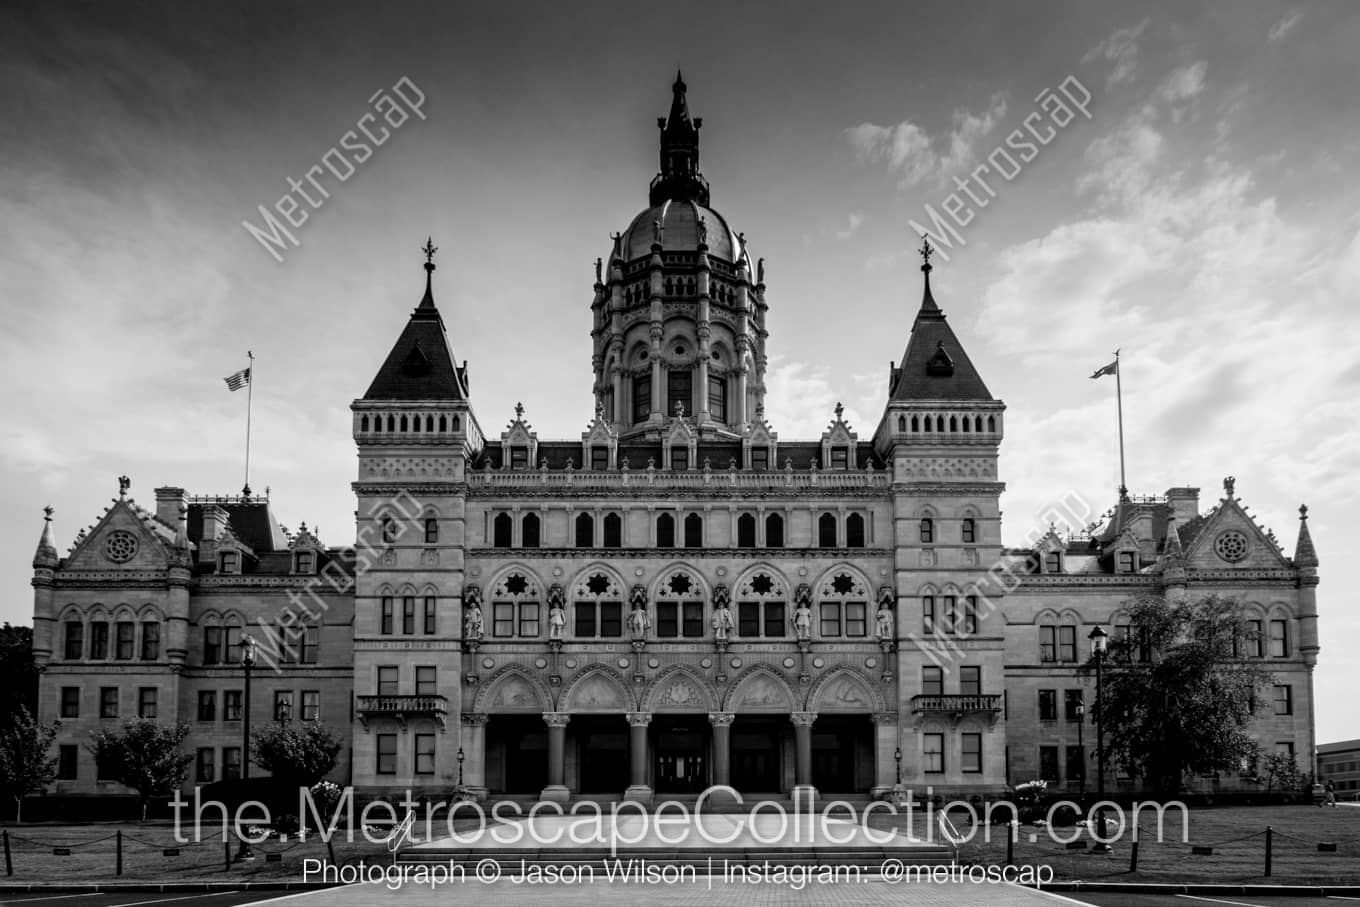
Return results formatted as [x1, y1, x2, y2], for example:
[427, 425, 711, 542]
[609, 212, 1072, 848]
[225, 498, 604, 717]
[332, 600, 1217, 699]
[834, 401, 844, 420]
[118, 475, 130, 499]
[1223, 475, 1236, 498]
[43, 505, 53, 521]
[918, 234, 934, 271]
[1299, 504, 1309, 521]
[422, 237, 438, 269]
[514, 401, 525, 420]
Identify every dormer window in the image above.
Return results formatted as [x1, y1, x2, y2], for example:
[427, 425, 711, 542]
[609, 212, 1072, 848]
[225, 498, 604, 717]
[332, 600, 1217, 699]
[672, 446, 690, 471]
[220, 551, 239, 574]
[295, 551, 315, 574]
[509, 446, 529, 469]
[1045, 551, 1063, 573]
[707, 375, 727, 422]
[1117, 551, 1136, 574]
[830, 447, 849, 470]
[632, 375, 651, 424]
[751, 447, 769, 470]
[919, 518, 935, 545]
[590, 446, 609, 471]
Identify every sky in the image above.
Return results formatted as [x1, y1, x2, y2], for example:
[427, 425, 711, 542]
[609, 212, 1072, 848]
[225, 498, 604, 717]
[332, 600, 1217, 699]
[2, 1, 1357, 741]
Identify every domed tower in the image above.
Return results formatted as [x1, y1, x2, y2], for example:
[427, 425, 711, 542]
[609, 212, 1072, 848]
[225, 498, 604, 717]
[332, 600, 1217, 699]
[591, 72, 767, 439]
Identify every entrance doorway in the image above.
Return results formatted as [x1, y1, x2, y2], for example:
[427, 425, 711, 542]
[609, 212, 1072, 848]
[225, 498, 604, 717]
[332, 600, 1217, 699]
[652, 715, 709, 793]
[730, 716, 783, 792]
[574, 716, 629, 794]
[485, 715, 547, 794]
[811, 715, 874, 793]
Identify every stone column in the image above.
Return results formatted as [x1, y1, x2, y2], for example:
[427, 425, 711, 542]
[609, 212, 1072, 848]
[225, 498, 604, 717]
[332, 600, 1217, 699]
[625, 712, 653, 804]
[461, 713, 489, 800]
[870, 711, 899, 800]
[541, 712, 571, 803]
[791, 711, 817, 804]
[709, 712, 734, 787]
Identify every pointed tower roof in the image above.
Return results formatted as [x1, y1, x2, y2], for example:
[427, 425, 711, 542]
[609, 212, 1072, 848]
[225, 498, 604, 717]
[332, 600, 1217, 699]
[33, 506, 59, 569]
[1294, 504, 1319, 568]
[362, 238, 469, 401]
[888, 237, 995, 402]
[650, 71, 709, 206]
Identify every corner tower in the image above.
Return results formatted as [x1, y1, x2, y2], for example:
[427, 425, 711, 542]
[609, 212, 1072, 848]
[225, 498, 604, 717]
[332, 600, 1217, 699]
[350, 240, 483, 795]
[592, 73, 767, 439]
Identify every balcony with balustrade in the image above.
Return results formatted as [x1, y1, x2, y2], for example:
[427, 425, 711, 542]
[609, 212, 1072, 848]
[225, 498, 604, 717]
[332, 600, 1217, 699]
[356, 694, 448, 729]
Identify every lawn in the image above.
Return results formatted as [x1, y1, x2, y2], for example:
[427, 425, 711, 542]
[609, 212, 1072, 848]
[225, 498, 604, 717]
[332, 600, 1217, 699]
[0, 820, 392, 883]
[868, 802, 1360, 884]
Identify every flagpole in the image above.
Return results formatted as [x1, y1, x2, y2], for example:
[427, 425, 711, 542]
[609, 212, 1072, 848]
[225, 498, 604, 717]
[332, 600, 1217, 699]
[1114, 349, 1127, 499]
[244, 350, 254, 497]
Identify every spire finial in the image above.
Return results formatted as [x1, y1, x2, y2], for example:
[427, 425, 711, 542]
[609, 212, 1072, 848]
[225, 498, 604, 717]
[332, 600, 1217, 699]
[422, 237, 438, 270]
[43, 505, 53, 522]
[1299, 503, 1309, 521]
[1223, 475, 1236, 498]
[834, 401, 844, 420]
[514, 401, 524, 421]
[918, 234, 934, 272]
[417, 237, 438, 309]
[118, 475, 130, 499]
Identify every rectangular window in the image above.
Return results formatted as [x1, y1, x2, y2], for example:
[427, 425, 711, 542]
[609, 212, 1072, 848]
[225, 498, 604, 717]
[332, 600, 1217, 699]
[1045, 552, 1062, 573]
[223, 747, 242, 781]
[140, 622, 160, 660]
[575, 602, 596, 638]
[415, 666, 437, 696]
[196, 748, 215, 783]
[415, 733, 436, 775]
[941, 596, 957, 634]
[1064, 689, 1084, 721]
[599, 602, 622, 637]
[302, 690, 320, 721]
[138, 687, 157, 719]
[1039, 746, 1060, 783]
[960, 666, 981, 697]
[197, 691, 217, 722]
[657, 602, 679, 638]
[1246, 620, 1263, 658]
[493, 603, 514, 638]
[377, 666, 399, 697]
[221, 551, 238, 574]
[708, 375, 727, 423]
[1039, 626, 1056, 662]
[376, 734, 397, 775]
[830, 447, 848, 470]
[961, 519, 976, 544]
[423, 597, 437, 635]
[820, 603, 839, 638]
[1058, 626, 1077, 662]
[402, 596, 415, 635]
[58, 745, 78, 781]
[381, 597, 394, 635]
[60, 686, 80, 719]
[763, 602, 786, 638]
[90, 621, 109, 660]
[1275, 741, 1295, 758]
[1066, 746, 1086, 785]
[667, 369, 691, 418]
[961, 597, 978, 635]
[1269, 620, 1288, 657]
[299, 625, 317, 664]
[1038, 689, 1057, 721]
[671, 447, 689, 471]
[750, 447, 769, 471]
[844, 602, 867, 637]
[99, 687, 118, 718]
[509, 447, 528, 469]
[518, 602, 540, 637]
[923, 733, 944, 773]
[224, 690, 243, 721]
[738, 603, 759, 638]
[203, 625, 221, 665]
[922, 666, 943, 697]
[1273, 684, 1292, 716]
[962, 733, 982, 773]
[1118, 551, 1136, 573]
[632, 375, 651, 424]
[922, 596, 936, 634]
[224, 626, 242, 663]
[273, 690, 293, 721]
[64, 621, 84, 660]
[591, 446, 609, 471]
[682, 602, 703, 638]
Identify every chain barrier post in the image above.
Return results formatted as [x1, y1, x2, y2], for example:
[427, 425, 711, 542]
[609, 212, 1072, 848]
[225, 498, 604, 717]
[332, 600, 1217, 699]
[3, 829, 11, 876]
[1264, 825, 1273, 878]
[224, 840, 231, 873]
[116, 830, 122, 876]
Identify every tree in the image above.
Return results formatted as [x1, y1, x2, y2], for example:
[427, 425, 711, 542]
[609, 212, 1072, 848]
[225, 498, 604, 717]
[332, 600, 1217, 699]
[0, 625, 38, 728]
[252, 722, 343, 790]
[89, 719, 194, 820]
[0, 707, 58, 822]
[1260, 750, 1302, 794]
[1091, 593, 1275, 796]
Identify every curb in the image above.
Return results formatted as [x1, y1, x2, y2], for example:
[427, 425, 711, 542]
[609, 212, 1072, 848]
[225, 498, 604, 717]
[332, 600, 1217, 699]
[1035, 882, 1360, 896]
[0, 882, 345, 893]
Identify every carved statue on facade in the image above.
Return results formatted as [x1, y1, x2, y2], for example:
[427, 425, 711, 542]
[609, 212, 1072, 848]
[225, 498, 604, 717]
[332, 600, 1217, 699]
[876, 602, 894, 641]
[548, 583, 566, 640]
[628, 604, 651, 637]
[464, 602, 484, 642]
[792, 584, 813, 640]
[711, 602, 735, 641]
[697, 216, 708, 245]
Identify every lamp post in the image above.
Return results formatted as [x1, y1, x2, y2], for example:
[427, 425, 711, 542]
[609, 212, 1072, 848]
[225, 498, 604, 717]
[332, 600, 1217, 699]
[894, 747, 902, 786]
[1088, 626, 1111, 854]
[1076, 700, 1086, 803]
[236, 634, 257, 862]
[457, 746, 465, 790]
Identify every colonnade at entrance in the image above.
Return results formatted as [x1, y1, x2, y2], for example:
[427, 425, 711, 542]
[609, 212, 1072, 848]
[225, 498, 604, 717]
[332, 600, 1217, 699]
[470, 709, 884, 801]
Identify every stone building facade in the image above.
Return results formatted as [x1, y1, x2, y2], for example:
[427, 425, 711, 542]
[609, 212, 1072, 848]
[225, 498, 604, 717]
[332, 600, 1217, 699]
[32, 75, 1320, 803]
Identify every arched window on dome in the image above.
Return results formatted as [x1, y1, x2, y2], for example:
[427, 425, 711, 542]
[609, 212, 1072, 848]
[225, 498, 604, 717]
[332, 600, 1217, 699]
[911, 415, 920, 432]
[818, 513, 838, 548]
[765, 513, 784, 548]
[575, 512, 595, 548]
[737, 513, 756, 548]
[521, 513, 541, 549]
[656, 513, 676, 549]
[684, 512, 703, 548]
[360, 415, 369, 433]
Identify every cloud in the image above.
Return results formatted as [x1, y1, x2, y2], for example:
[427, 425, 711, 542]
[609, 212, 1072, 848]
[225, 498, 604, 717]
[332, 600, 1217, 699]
[763, 356, 876, 440]
[1082, 18, 1151, 88]
[1267, 10, 1304, 44]
[836, 212, 865, 240]
[845, 94, 1007, 189]
[1158, 61, 1207, 104]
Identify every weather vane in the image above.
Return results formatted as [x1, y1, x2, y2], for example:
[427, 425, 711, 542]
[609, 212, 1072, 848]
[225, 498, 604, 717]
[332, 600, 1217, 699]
[918, 234, 934, 267]
[422, 237, 438, 264]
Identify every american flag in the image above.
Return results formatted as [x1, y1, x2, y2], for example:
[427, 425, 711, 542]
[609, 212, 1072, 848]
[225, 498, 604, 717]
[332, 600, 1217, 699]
[224, 367, 251, 392]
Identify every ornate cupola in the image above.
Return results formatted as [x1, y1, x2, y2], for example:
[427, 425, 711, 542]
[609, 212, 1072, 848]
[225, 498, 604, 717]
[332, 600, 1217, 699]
[650, 71, 708, 207]
[594, 74, 767, 441]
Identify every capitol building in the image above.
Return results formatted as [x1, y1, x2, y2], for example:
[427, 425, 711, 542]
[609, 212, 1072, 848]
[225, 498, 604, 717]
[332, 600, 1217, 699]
[31, 75, 1320, 804]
